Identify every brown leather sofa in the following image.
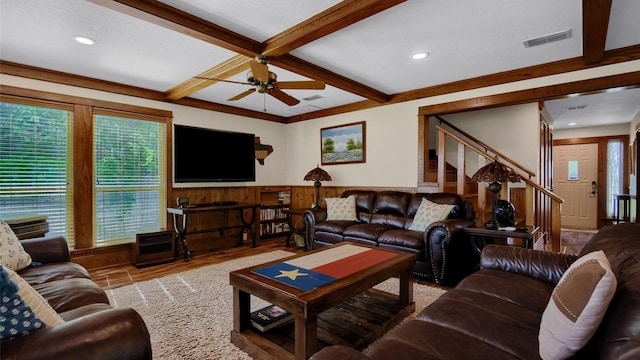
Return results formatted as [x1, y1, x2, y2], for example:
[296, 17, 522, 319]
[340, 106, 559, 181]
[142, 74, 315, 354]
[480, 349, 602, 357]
[1, 235, 152, 360]
[310, 223, 640, 360]
[303, 190, 477, 284]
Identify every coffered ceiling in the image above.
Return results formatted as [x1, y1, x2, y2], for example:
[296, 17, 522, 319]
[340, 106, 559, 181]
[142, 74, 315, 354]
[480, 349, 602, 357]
[1, 0, 639, 128]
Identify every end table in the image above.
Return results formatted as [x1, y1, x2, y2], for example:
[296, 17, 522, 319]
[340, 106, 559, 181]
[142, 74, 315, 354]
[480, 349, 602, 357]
[282, 208, 311, 249]
[462, 224, 540, 255]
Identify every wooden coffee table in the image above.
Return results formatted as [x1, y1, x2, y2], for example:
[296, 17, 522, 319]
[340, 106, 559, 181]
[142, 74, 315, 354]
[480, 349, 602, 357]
[229, 243, 416, 360]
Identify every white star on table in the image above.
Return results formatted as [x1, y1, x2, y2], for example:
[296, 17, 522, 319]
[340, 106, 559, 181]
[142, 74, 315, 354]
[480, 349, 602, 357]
[275, 268, 309, 281]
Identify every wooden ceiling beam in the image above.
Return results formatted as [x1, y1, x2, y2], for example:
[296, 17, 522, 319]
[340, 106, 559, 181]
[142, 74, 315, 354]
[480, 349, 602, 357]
[91, 0, 397, 103]
[261, 0, 406, 57]
[582, 0, 612, 65]
[165, 55, 251, 100]
[272, 54, 390, 103]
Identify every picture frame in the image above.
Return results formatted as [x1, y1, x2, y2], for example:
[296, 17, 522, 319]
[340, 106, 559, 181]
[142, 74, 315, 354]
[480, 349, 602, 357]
[321, 121, 366, 165]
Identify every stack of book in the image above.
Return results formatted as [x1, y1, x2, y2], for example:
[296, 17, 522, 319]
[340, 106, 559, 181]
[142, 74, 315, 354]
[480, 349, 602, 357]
[250, 304, 294, 332]
[3, 214, 49, 239]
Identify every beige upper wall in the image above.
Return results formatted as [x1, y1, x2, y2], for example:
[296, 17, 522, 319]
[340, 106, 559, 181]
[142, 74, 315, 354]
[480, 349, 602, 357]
[287, 60, 640, 188]
[2, 60, 639, 192]
[554, 123, 630, 139]
[443, 103, 540, 176]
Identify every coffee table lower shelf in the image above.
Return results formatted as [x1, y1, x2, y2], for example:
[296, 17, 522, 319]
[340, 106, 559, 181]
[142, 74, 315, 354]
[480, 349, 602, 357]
[231, 288, 415, 360]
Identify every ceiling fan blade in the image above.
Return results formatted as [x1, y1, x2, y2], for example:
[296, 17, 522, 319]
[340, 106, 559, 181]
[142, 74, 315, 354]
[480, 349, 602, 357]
[276, 80, 326, 90]
[228, 89, 256, 101]
[268, 88, 300, 106]
[195, 76, 252, 86]
[249, 59, 269, 83]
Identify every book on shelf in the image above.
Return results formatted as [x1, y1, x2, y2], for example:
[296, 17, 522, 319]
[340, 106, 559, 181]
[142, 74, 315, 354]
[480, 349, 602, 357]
[278, 190, 291, 204]
[250, 304, 294, 332]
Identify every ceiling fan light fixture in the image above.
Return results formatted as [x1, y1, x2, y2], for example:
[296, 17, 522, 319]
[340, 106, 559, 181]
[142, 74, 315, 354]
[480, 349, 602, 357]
[246, 70, 277, 86]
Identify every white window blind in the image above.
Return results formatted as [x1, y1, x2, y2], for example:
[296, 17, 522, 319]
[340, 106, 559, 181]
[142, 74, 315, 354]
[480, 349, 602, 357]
[0, 98, 74, 247]
[93, 111, 166, 246]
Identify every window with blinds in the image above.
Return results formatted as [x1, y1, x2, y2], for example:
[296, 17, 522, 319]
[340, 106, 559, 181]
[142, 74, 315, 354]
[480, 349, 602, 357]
[0, 98, 75, 247]
[93, 111, 167, 246]
[606, 140, 623, 218]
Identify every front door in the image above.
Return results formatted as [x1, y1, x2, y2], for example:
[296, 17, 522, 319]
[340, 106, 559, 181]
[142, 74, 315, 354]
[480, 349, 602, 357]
[553, 143, 598, 229]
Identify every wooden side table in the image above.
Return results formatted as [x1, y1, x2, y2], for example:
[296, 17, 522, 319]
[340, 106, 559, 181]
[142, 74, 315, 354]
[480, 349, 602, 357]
[462, 224, 540, 255]
[282, 208, 311, 248]
[613, 194, 635, 223]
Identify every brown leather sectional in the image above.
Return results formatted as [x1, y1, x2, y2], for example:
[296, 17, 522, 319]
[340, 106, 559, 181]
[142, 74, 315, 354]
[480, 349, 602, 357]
[1, 236, 151, 360]
[304, 190, 478, 284]
[310, 223, 640, 359]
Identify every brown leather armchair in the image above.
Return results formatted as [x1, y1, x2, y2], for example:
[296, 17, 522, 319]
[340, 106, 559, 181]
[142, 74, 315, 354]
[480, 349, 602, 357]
[1, 236, 152, 360]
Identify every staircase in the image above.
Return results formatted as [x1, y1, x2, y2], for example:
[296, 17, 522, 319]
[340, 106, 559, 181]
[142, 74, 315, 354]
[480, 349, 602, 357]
[419, 118, 563, 252]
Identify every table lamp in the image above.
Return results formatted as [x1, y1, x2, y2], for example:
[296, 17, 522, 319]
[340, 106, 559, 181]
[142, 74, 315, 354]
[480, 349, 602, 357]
[304, 165, 332, 209]
[471, 157, 521, 229]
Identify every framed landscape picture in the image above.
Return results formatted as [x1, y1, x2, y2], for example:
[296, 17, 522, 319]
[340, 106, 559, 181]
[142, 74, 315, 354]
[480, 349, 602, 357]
[321, 121, 366, 165]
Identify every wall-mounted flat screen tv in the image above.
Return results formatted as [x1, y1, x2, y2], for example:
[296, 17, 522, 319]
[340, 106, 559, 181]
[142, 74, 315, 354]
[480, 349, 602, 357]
[174, 125, 255, 183]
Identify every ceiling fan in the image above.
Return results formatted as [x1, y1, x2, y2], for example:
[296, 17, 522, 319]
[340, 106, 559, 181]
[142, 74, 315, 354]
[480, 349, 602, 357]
[198, 56, 326, 109]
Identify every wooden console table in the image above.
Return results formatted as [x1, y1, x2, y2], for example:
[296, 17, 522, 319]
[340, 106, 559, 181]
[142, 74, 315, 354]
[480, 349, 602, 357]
[167, 202, 260, 262]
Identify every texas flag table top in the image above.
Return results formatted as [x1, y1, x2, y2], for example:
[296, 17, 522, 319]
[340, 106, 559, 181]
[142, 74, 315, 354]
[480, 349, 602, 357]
[251, 244, 398, 291]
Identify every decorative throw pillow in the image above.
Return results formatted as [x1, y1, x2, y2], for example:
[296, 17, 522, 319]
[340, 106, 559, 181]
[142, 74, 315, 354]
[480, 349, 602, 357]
[325, 195, 357, 221]
[0, 219, 32, 271]
[0, 265, 65, 340]
[408, 198, 455, 232]
[538, 250, 617, 360]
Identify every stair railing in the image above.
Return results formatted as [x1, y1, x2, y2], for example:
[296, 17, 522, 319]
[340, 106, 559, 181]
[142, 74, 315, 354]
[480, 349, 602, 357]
[433, 123, 563, 252]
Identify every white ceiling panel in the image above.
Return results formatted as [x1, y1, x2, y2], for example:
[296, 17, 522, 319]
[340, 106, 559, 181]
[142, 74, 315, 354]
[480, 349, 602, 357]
[0, 0, 638, 121]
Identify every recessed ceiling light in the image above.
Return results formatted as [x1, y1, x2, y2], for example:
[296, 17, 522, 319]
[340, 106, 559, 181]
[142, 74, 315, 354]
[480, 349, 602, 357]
[568, 122, 577, 126]
[74, 36, 95, 45]
[412, 52, 429, 60]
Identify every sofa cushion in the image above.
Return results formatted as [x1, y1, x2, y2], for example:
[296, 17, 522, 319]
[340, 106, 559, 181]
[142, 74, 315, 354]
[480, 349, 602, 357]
[18, 262, 92, 285]
[539, 250, 617, 360]
[32, 278, 110, 313]
[457, 269, 554, 314]
[0, 219, 33, 272]
[377, 229, 424, 251]
[0, 265, 65, 340]
[343, 223, 397, 242]
[370, 191, 412, 228]
[325, 195, 357, 221]
[341, 190, 377, 222]
[366, 320, 522, 360]
[408, 199, 455, 232]
[416, 288, 541, 358]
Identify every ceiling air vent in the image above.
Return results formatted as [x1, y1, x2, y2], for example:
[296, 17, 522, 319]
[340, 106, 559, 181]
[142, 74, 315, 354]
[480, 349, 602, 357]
[567, 105, 587, 111]
[523, 29, 572, 48]
[302, 94, 324, 101]
[287, 105, 322, 114]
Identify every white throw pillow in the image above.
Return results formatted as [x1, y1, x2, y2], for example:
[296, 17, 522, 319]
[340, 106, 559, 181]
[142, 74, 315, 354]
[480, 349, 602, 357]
[538, 250, 617, 360]
[0, 265, 65, 340]
[0, 219, 32, 271]
[325, 195, 357, 221]
[408, 198, 455, 232]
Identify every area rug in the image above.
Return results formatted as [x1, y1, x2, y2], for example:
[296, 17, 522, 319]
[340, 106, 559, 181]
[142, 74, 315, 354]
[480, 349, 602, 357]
[108, 250, 447, 359]
[560, 228, 597, 254]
